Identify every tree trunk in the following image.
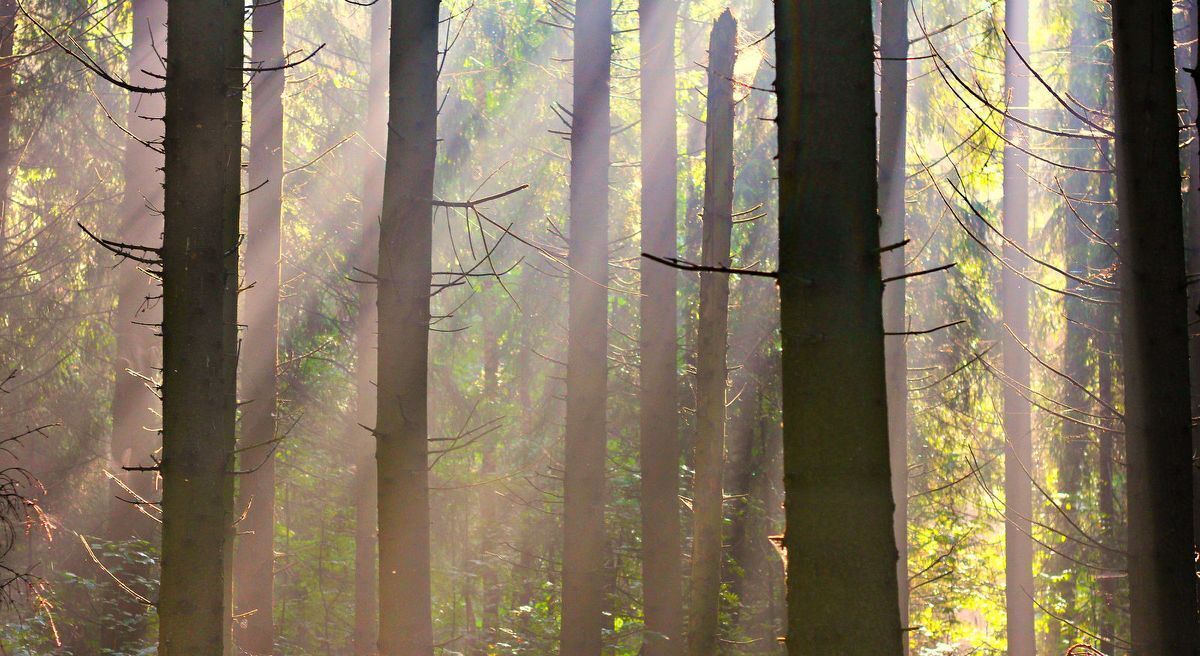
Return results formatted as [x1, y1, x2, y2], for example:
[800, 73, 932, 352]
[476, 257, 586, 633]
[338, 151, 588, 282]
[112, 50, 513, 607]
[1179, 0, 1200, 630]
[0, 0, 15, 231]
[352, 2, 388, 654]
[157, 0, 244, 652]
[877, 0, 909, 641]
[233, 0, 285, 652]
[103, 0, 165, 649]
[1001, 2, 1036, 653]
[560, 0, 612, 652]
[637, 0, 682, 651]
[686, 12, 735, 656]
[774, 0, 902, 653]
[1111, 0, 1198, 652]
[376, 0, 438, 652]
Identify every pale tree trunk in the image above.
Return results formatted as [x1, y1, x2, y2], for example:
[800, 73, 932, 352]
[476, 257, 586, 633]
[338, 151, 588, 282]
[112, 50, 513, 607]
[559, 0, 612, 652]
[1001, 1, 1035, 653]
[0, 0, 15, 231]
[877, 0, 909, 642]
[352, 2, 388, 653]
[1112, 0, 1198, 652]
[686, 11, 735, 656]
[637, 0, 682, 651]
[233, 0, 285, 652]
[375, 0, 438, 652]
[774, 0, 902, 653]
[103, 0, 165, 649]
[157, 0, 244, 652]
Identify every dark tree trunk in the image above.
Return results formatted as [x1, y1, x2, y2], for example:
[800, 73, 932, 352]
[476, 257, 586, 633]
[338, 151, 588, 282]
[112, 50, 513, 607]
[103, 0, 165, 650]
[1179, 0, 1200, 631]
[157, 0, 244, 652]
[637, 0, 682, 651]
[375, 0, 438, 652]
[686, 12, 736, 656]
[233, 0, 285, 652]
[560, 0, 612, 652]
[1001, 2, 1035, 653]
[352, 3, 387, 653]
[1112, 0, 1198, 652]
[877, 0, 909, 640]
[774, 0, 902, 653]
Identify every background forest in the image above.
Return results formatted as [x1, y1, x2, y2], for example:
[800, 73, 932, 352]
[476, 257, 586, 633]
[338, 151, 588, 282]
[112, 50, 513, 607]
[0, 0, 1191, 654]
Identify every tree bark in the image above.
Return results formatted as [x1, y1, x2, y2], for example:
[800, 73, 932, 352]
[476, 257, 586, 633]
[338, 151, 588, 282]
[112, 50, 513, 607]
[1112, 0, 1198, 652]
[352, 3, 388, 653]
[686, 12, 735, 656]
[233, 0, 285, 652]
[637, 0, 682, 651]
[1001, 2, 1036, 653]
[157, 0, 244, 652]
[877, 0, 910, 642]
[376, 0, 438, 652]
[1179, 0, 1200, 631]
[774, 0, 902, 652]
[560, 0, 611, 652]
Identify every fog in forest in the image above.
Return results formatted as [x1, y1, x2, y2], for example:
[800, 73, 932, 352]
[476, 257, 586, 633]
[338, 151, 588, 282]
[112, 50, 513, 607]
[0, 0, 1194, 654]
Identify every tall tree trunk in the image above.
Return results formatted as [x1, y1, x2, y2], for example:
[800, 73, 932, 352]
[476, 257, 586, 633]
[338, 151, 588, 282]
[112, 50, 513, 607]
[157, 0, 244, 652]
[877, 0, 909, 642]
[1001, 2, 1035, 653]
[352, 2, 388, 653]
[774, 0, 902, 653]
[686, 12, 735, 656]
[560, 0, 612, 652]
[103, 0, 165, 649]
[1179, 0, 1200, 627]
[637, 0, 682, 651]
[376, 0, 438, 652]
[1111, 0, 1198, 652]
[234, 0, 285, 652]
[0, 0, 15, 232]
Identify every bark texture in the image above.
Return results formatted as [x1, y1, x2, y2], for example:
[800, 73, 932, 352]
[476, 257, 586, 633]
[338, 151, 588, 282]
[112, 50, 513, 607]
[686, 12, 735, 656]
[375, 0, 439, 653]
[774, 0, 902, 652]
[1112, 0, 1198, 652]
[158, 0, 244, 652]
[560, 0, 612, 652]
[233, 0, 285, 652]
